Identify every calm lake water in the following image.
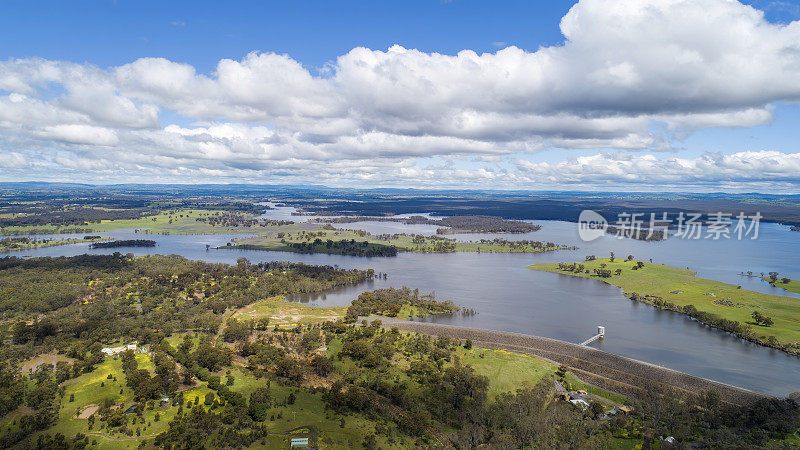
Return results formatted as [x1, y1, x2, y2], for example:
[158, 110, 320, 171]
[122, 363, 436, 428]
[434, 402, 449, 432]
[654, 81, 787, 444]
[4, 205, 799, 396]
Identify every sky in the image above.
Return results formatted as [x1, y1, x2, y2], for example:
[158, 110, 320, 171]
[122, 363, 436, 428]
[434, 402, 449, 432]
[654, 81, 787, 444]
[1, 0, 800, 191]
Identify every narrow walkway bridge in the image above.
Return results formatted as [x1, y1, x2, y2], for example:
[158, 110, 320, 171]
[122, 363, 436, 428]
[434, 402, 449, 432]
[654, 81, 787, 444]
[580, 326, 605, 346]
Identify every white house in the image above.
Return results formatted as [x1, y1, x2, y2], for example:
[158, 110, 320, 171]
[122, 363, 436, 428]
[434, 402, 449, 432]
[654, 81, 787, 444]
[101, 343, 137, 356]
[569, 398, 590, 410]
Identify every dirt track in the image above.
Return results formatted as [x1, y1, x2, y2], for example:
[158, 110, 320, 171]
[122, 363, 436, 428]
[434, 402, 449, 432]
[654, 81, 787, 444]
[376, 318, 769, 406]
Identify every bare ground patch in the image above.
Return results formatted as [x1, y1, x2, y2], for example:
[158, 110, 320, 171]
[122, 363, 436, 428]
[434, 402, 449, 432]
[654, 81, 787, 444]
[21, 353, 75, 373]
[77, 404, 100, 419]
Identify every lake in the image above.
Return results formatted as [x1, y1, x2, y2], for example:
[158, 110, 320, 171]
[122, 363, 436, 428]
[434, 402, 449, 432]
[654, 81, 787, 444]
[3, 205, 799, 396]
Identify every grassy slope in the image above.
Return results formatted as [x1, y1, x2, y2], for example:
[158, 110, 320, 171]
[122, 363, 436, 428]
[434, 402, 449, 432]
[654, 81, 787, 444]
[457, 347, 555, 399]
[562, 372, 630, 406]
[529, 258, 800, 347]
[47, 353, 190, 450]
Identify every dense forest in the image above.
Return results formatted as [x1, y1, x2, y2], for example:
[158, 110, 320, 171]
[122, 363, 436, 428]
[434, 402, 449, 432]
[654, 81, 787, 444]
[435, 215, 540, 233]
[153, 201, 267, 215]
[345, 287, 458, 321]
[286, 239, 398, 257]
[234, 239, 399, 257]
[606, 226, 666, 241]
[195, 212, 293, 228]
[89, 239, 156, 249]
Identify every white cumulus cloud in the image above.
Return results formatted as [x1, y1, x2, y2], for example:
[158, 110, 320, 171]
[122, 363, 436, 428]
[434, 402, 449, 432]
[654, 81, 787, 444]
[0, 0, 799, 189]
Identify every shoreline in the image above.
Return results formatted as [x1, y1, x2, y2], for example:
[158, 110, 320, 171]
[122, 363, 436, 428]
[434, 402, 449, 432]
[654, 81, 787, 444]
[530, 261, 800, 358]
[371, 318, 772, 406]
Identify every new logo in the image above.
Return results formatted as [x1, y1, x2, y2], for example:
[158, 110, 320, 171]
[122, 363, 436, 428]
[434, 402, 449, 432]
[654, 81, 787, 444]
[578, 210, 607, 242]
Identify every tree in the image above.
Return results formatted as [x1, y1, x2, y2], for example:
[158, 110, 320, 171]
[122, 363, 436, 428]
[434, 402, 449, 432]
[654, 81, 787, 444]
[769, 272, 779, 282]
[310, 355, 333, 377]
[221, 318, 251, 342]
[55, 362, 72, 384]
[701, 389, 720, 410]
[248, 388, 272, 422]
[590, 401, 605, 419]
[751, 311, 773, 327]
[436, 333, 451, 349]
[256, 317, 271, 330]
[121, 349, 138, 374]
[363, 434, 378, 450]
[463, 339, 472, 350]
[178, 335, 194, 354]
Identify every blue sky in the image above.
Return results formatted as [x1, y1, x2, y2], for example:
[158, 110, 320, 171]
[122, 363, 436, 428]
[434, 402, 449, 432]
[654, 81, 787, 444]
[1, 0, 800, 191]
[0, 1, 575, 70]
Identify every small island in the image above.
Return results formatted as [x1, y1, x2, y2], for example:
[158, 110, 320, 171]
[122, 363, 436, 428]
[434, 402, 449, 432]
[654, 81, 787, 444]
[224, 229, 573, 256]
[606, 226, 666, 241]
[233, 239, 398, 257]
[90, 239, 156, 249]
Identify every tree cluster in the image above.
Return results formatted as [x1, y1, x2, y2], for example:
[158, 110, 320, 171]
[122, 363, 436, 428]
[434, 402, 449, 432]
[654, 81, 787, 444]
[345, 287, 458, 321]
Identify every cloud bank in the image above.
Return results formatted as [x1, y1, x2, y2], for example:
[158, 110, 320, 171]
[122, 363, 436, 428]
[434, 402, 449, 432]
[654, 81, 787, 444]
[1, 0, 800, 189]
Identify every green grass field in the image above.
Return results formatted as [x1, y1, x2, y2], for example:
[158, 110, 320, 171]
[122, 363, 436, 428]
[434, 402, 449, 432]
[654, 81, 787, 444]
[96, 209, 236, 234]
[561, 372, 630, 406]
[529, 258, 800, 349]
[456, 347, 555, 399]
[764, 277, 800, 295]
[0, 236, 107, 253]
[46, 353, 184, 449]
[0, 209, 224, 236]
